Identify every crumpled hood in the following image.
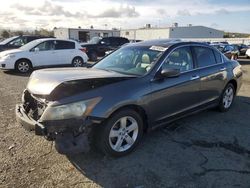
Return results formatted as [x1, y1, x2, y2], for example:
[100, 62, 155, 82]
[27, 67, 134, 96]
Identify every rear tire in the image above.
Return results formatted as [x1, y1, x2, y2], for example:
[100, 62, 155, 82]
[15, 59, 32, 73]
[218, 83, 235, 112]
[96, 109, 144, 157]
[72, 57, 84, 67]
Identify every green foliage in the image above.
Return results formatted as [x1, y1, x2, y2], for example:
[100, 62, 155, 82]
[0, 28, 54, 39]
[224, 32, 250, 38]
[1, 30, 10, 38]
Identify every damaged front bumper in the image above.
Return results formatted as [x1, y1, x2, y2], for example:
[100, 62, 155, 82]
[16, 104, 46, 135]
[16, 104, 103, 154]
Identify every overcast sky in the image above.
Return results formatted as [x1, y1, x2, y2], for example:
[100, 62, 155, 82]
[0, 0, 250, 33]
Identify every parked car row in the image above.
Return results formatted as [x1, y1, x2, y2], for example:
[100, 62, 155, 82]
[235, 43, 249, 56]
[210, 43, 240, 60]
[0, 36, 131, 73]
[209, 42, 250, 57]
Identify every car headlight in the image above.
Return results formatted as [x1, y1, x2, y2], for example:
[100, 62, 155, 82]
[2, 53, 15, 59]
[40, 97, 102, 121]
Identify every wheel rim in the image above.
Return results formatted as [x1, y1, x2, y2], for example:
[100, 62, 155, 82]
[223, 87, 234, 109]
[18, 62, 29, 73]
[73, 58, 83, 67]
[109, 116, 139, 152]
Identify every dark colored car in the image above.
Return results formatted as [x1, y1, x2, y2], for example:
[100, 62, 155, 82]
[81, 37, 129, 61]
[0, 35, 52, 52]
[210, 44, 239, 60]
[234, 44, 249, 56]
[16, 40, 243, 157]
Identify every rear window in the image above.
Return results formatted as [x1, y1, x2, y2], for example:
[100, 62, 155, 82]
[55, 41, 75, 50]
[213, 50, 222, 63]
[193, 46, 217, 68]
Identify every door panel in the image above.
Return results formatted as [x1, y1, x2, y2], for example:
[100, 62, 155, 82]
[193, 47, 227, 104]
[29, 40, 59, 67]
[149, 46, 201, 126]
[149, 70, 201, 125]
[198, 64, 227, 104]
[55, 40, 76, 64]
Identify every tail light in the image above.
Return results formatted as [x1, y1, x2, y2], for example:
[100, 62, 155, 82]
[80, 47, 88, 53]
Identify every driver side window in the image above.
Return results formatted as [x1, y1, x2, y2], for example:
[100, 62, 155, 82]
[34, 41, 55, 51]
[162, 46, 194, 72]
[9, 37, 24, 47]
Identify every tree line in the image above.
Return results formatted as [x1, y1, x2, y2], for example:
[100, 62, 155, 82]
[1, 29, 54, 39]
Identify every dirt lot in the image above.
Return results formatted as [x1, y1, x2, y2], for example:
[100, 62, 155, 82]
[0, 59, 250, 188]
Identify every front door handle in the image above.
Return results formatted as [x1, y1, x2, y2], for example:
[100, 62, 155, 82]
[220, 67, 226, 71]
[190, 75, 200, 80]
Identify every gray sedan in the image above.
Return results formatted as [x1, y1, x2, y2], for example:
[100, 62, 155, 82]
[16, 40, 243, 157]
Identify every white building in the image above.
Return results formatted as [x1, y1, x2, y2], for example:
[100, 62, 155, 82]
[54, 28, 120, 42]
[120, 25, 224, 41]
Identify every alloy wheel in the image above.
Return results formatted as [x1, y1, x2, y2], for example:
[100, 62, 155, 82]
[109, 116, 139, 152]
[223, 86, 234, 109]
[73, 58, 83, 67]
[18, 61, 30, 73]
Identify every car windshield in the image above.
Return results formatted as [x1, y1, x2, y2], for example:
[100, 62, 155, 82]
[89, 37, 102, 44]
[0, 36, 18, 45]
[20, 39, 43, 50]
[93, 46, 165, 76]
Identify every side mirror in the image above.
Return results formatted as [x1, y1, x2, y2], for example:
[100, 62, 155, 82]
[34, 47, 39, 52]
[159, 68, 180, 78]
[100, 41, 105, 45]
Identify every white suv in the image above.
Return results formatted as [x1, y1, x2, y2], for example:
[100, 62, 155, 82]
[0, 38, 88, 73]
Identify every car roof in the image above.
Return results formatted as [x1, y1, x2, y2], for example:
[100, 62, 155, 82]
[13, 35, 54, 38]
[126, 39, 210, 48]
[34, 38, 76, 43]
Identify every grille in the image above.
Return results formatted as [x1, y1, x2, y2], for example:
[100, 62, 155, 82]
[23, 90, 47, 121]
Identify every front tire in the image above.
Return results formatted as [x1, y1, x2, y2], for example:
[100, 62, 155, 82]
[15, 59, 32, 73]
[218, 83, 235, 112]
[97, 109, 144, 157]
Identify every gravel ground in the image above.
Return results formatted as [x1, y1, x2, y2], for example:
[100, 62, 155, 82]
[0, 59, 250, 188]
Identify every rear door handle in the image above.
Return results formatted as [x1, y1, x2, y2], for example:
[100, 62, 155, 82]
[190, 75, 200, 80]
[220, 67, 226, 71]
